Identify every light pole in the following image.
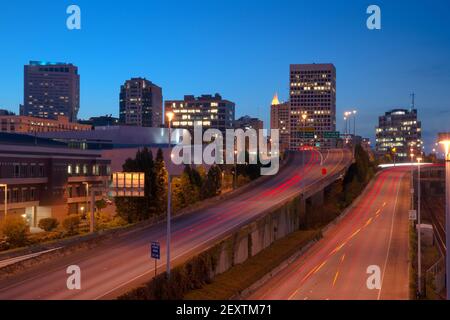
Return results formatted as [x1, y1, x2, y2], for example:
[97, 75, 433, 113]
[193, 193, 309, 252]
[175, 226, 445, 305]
[234, 149, 238, 190]
[417, 156, 423, 297]
[301, 112, 308, 169]
[410, 150, 415, 212]
[0, 184, 7, 218]
[82, 182, 95, 233]
[352, 110, 357, 137]
[439, 137, 450, 300]
[392, 148, 397, 167]
[166, 111, 174, 279]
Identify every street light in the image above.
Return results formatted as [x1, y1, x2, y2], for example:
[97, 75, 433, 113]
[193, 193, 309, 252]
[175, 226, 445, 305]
[352, 110, 357, 137]
[301, 112, 308, 169]
[166, 111, 174, 279]
[82, 182, 95, 233]
[417, 156, 423, 297]
[392, 147, 397, 166]
[410, 151, 415, 212]
[439, 136, 450, 300]
[0, 184, 7, 218]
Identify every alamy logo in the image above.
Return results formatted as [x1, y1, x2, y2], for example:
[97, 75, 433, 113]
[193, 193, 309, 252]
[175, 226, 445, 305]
[66, 265, 81, 290]
[66, 5, 81, 30]
[171, 125, 280, 176]
[366, 5, 381, 30]
[366, 265, 381, 290]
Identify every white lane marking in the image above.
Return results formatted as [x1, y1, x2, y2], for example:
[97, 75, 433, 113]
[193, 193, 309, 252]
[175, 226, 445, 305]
[377, 174, 402, 300]
[0, 248, 62, 269]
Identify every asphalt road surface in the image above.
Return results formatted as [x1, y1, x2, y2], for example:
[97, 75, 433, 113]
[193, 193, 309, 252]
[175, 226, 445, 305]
[0, 149, 351, 300]
[249, 166, 412, 300]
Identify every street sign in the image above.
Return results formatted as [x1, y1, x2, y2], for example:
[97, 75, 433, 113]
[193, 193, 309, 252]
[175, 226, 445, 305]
[151, 242, 161, 260]
[324, 131, 340, 139]
[409, 210, 417, 221]
[293, 132, 315, 139]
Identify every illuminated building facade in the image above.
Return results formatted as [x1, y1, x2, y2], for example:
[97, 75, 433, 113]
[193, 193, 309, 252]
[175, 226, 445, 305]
[375, 109, 422, 161]
[164, 94, 235, 135]
[0, 115, 91, 134]
[22, 61, 80, 121]
[119, 78, 163, 128]
[270, 93, 290, 151]
[0, 133, 110, 225]
[289, 64, 337, 149]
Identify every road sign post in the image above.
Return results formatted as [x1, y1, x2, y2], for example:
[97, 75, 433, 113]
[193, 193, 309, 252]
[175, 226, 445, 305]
[409, 210, 417, 221]
[151, 241, 161, 277]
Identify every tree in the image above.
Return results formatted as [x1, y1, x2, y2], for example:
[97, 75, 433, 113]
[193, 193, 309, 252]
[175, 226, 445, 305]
[201, 165, 222, 199]
[62, 215, 81, 235]
[153, 148, 168, 216]
[0, 216, 29, 247]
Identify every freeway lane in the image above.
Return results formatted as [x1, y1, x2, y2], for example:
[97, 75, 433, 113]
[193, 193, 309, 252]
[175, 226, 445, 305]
[249, 166, 413, 300]
[0, 149, 351, 300]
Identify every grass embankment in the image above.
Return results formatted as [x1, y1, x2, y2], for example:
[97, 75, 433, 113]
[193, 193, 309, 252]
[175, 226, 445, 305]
[184, 229, 321, 300]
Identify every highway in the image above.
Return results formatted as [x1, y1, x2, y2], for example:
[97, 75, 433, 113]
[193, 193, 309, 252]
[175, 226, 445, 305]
[0, 149, 351, 300]
[249, 166, 413, 300]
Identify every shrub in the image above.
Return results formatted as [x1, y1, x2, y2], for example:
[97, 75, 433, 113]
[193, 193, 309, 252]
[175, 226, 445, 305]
[38, 218, 59, 232]
[62, 215, 81, 235]
[27, 231, 63, 245]
[0, 215, 29, 247]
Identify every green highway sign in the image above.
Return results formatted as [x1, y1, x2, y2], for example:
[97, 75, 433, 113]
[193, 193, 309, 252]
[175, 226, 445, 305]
[323, 131, 340, 139]
[294, 132, 315, 139]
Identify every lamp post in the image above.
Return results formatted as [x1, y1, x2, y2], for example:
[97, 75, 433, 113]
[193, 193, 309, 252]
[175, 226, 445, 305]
[301, 112, 308, 169]
[166, 111, 174, 279]
[0, 184, 7, 218]
[417, 156, 423, 297]
[410, 150, 415, 212]
[234, 149, 238, 190]
[352, 110, 357, 137]
[439, 137, 450, 300]
[82, 182, 95, 233]
[392, 148, 397, 167]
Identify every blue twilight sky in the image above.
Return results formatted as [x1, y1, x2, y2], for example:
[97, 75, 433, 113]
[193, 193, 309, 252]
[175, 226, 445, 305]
[0, 0, 449, 152]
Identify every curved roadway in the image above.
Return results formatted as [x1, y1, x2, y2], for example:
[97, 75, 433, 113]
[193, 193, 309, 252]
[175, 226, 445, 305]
[250, 166, 413, 300]
[0, 149, 351, 300]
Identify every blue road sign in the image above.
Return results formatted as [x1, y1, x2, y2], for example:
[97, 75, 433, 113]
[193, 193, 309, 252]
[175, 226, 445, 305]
[151, 242, 160, 260]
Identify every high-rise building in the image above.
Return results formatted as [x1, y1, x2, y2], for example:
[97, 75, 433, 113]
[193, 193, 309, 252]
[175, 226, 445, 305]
[270, 93, 290, 151]
[375, 109, 422, 161]
[23, 61, 80, 121]
[289, 64, 336, 149]
[165, 94, 235, 135]
[119, 78, 163, 127]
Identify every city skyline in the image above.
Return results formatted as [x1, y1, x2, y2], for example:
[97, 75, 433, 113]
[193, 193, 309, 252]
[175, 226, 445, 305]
[0, 0, 449, 151]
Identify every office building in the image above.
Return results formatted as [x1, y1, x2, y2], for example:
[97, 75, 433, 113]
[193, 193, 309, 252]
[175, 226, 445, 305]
[289, 64, 337, 149]
[165, 94, 235, 135]
[0, 133, 111, 225]
[270, 93, 290, 152]
[119, 78, 163, 127]
[0, 115, 91, 134]
[22, 61, 80, 121]
[375, 109, 422, 161]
